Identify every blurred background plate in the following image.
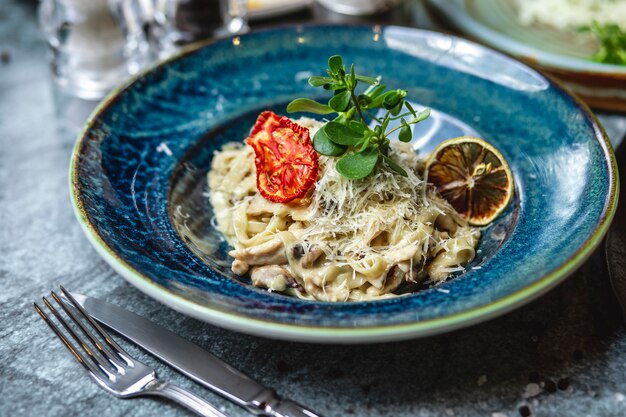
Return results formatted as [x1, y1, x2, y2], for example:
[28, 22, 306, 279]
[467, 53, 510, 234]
[426, 0, 626, 112]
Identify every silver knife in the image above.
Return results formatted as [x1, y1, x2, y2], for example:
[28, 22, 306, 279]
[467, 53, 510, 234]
[68, 292, 321, 417]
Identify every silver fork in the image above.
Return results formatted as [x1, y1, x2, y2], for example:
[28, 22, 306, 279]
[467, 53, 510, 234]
[33, 286, 228, 417]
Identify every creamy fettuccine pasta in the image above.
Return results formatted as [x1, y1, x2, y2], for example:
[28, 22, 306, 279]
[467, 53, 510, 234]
[208, 118, 480, 301]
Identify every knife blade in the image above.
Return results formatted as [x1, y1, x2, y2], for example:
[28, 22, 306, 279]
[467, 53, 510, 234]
[68, 292, 321, 417]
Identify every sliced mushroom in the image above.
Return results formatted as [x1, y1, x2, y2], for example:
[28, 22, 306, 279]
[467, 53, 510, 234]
[300, 246, 325, 268]
[250, 265, 299, 292]
[290, 244, 305, 260]
[405, 266, 427, 284]
[382, 265, 406, 293]
[391, 265, 428, 295]
[229, 237, 287, 266]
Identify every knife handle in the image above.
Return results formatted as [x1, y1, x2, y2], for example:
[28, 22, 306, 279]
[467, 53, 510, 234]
[247, 389, 322, 417]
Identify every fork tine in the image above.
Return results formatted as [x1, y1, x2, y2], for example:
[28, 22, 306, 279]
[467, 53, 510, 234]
[33, 302, 106, 382]
[37, 294, 231, 417]
[51, 291, 125, 372]
[41, 295, 115, 378]
[60, 286, 132, 365]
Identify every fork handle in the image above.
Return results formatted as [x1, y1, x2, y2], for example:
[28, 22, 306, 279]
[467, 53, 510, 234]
[148, 380, 228, 417]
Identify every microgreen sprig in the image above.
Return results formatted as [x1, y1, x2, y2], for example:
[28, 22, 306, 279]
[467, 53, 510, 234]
[287, 55, 431, 180]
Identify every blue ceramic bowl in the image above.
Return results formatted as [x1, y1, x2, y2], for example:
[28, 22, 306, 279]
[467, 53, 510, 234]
[71, 25, 618, 343]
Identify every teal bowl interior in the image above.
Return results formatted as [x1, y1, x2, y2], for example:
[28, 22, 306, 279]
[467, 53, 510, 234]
[71, 25, 617, 342]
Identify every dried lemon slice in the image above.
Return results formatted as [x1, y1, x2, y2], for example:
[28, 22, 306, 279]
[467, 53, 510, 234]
[425, 136, 514, 226]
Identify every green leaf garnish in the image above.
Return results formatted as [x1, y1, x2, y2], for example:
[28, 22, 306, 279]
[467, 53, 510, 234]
[348, 120, 367, 133]
[383, 90, 405, 110]
[328, 55, 343, 74]
[405, 101, 417, 117]
[326, 84, 347, 91]
[390, 101, 403, 116]
[313, 128, 347, 156]
[355, 74, 379, 85]
[357, 94, 373, 107]
[287, 54, 432, 179]
[380, 114, 391, 132]
[336, 148, 379, 179]
[367, 90, 403, 109]
[365, 83, 386, 99]
[357, 134, 372, 152]
[398, 121, 412, 143]
[328, 90, 351, 112]
[412, 108, 431, 123]
[287, 98, 334, 114]
[308, 76, 333, 87]
[382, 154, 408, 177]
[323, 122, 363, 146]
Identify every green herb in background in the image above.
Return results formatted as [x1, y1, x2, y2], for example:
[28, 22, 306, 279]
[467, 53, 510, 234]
[578, 21, 626, 65]
[287, 55, 431, 180]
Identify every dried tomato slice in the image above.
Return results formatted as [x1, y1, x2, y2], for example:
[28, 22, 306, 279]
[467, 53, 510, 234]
[245, 111, 319, 203]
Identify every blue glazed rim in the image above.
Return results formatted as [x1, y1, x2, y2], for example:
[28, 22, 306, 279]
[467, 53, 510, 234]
[70, 24, 619, 343]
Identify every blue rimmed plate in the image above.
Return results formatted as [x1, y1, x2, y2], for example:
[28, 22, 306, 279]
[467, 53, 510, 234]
[71, 25, 618, 343]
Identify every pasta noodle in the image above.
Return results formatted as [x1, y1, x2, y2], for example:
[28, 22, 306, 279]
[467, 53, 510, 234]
[208, 118, 480, 301]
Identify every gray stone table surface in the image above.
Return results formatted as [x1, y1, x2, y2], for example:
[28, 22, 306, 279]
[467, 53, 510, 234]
[3, 1, 626, 417]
